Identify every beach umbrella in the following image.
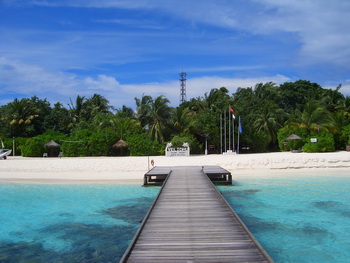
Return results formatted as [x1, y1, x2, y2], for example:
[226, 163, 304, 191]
[285, 134, 302, 140]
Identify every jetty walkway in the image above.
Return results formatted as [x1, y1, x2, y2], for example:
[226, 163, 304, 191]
[120, 166, 273, 262]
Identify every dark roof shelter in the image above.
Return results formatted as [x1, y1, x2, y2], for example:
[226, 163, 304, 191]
[286, 134, 302, 140]
[44, 140, 61, 157]
[112, 139, 128, 156]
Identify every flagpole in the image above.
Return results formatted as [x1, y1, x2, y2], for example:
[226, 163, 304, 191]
[224, 110, 226, 152]
[220, 113, 222, 154]
[237, 116, 240, 154]
[228, 107, 231, 150]
[232, 117, 235, 152]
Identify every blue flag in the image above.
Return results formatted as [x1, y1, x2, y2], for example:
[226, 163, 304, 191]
[238, 117, 243, 133]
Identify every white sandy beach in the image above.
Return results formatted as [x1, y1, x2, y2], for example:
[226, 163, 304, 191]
[0, 151, 349, 184]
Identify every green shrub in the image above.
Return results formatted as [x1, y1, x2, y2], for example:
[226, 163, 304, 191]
[277, 128, 308, 151]
[302, 132, 335, 153]
[61, 129, 116, 157]
[126, 133, 163, 156]
[21, 132, 66, 157]
[334, 124, 350, 150]
[170, 133, 200, 153]
[21, 137, 47, 157]
[1, 137, 28, 156]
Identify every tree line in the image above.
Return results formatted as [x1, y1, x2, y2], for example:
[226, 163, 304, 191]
[0, 80, 349, 157]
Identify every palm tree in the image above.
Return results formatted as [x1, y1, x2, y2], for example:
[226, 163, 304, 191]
[110, 117, 140, 140]
[6, 98, 39, 136]
[135, 94, 152, 127]
[252, 102, 283, 145]
[85, 94, 111, 119]
[68, 95, 86, 125]
[171, 107, 193, 135]
[148, 95, 171, 143]
[285, 100, 335, 133]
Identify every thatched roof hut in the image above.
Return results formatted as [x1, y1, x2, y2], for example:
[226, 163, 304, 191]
[113, 139, 128, 148]
[44, 140, 60, 147]
[44, 140, 61, 157]
[286, 134, 302, 140]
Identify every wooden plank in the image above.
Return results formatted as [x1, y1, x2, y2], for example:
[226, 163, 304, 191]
[120, 166, 273, 262]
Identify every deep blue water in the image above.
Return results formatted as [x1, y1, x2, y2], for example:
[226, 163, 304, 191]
[1, 174, 350, 262]
[0, 184, 159, 262]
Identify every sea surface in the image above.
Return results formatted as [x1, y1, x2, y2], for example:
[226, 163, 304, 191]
[0, 173, 349, 262]
[218, 173, 350, 263]
[0, 184, 159, 262]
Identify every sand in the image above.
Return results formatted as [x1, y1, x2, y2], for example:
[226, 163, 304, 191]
[0, 151, 349, 184]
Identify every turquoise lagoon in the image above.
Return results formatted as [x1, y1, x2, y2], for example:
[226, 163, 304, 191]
[1, 172, 350, 262]
[0, 184, 159, 262]
[218, 173, 350, 263]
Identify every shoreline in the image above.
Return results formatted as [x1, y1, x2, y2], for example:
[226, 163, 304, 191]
[0, 152, 349, 184]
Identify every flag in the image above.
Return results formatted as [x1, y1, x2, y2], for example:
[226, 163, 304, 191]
[238, 117, 243, 133]
[229, 107, 236, 119]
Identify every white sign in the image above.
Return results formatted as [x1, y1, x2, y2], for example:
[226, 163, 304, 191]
[165, 143, 190, 156]
[311, 138, 318, 143]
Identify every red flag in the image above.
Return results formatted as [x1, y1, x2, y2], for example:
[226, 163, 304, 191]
[229, 107, 236, 119]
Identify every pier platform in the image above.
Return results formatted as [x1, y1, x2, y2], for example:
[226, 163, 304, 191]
[144, 165, 232, 186]
[121, 166, 273, 262]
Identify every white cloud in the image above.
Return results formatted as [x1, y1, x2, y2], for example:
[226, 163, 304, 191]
[0, 57, 294, 107]
[0, 58, 125, 105]
[123, 74, 292, 106]
[84, 75, 121, 92]
[247, 0, 350, 66]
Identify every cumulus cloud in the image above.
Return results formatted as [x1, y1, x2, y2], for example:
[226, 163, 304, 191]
[0, 58, 124, 105]
[0, 57, 293, 107]
[123, 74, 292, 106]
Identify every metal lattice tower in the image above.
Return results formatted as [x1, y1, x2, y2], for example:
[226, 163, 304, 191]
[179, 72, 187, 105]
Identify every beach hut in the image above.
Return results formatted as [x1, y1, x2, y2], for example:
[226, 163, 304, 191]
[112, 139, 128, 156]
[285, 134, 302, 152]
[286, 134, 302, 140]
[44, 140, 61, 157]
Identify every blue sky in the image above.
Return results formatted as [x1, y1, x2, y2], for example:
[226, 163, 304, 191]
[1, 0, 350, 108]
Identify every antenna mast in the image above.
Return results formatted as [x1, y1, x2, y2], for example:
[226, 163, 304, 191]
[179, 72, 187, 105]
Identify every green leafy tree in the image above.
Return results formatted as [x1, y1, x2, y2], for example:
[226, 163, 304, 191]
[284, 100, 335, 133]
[279, 80, 324, 111]
[116, 105, 135, 119]
[4, 98, 39, 137]
[84, 94, 111, 121]
[126, 133, 163, 156]
[135, 94, 152, 128]
[148, 95, 171, 144]
[252, 102, 283, 147]
[21, 131, 66, 157]
[171, 106, 193, 135]
[68, 95, 86, 127]
[45, 102, 71, 134]
[110, 116, 141, 140]
[302, 132, 335, 153]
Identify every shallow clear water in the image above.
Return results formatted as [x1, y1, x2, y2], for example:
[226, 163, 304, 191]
[0, 184, 159, 262]
[1, 174, 350, 262]
[218, 174, 350, 263]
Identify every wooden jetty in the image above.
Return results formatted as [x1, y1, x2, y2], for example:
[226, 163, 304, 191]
[144, 165, 232, 186]
[120, 166, 273, 262]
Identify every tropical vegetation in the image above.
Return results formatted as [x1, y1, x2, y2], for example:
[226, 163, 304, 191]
[0, 80, 349, 157]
